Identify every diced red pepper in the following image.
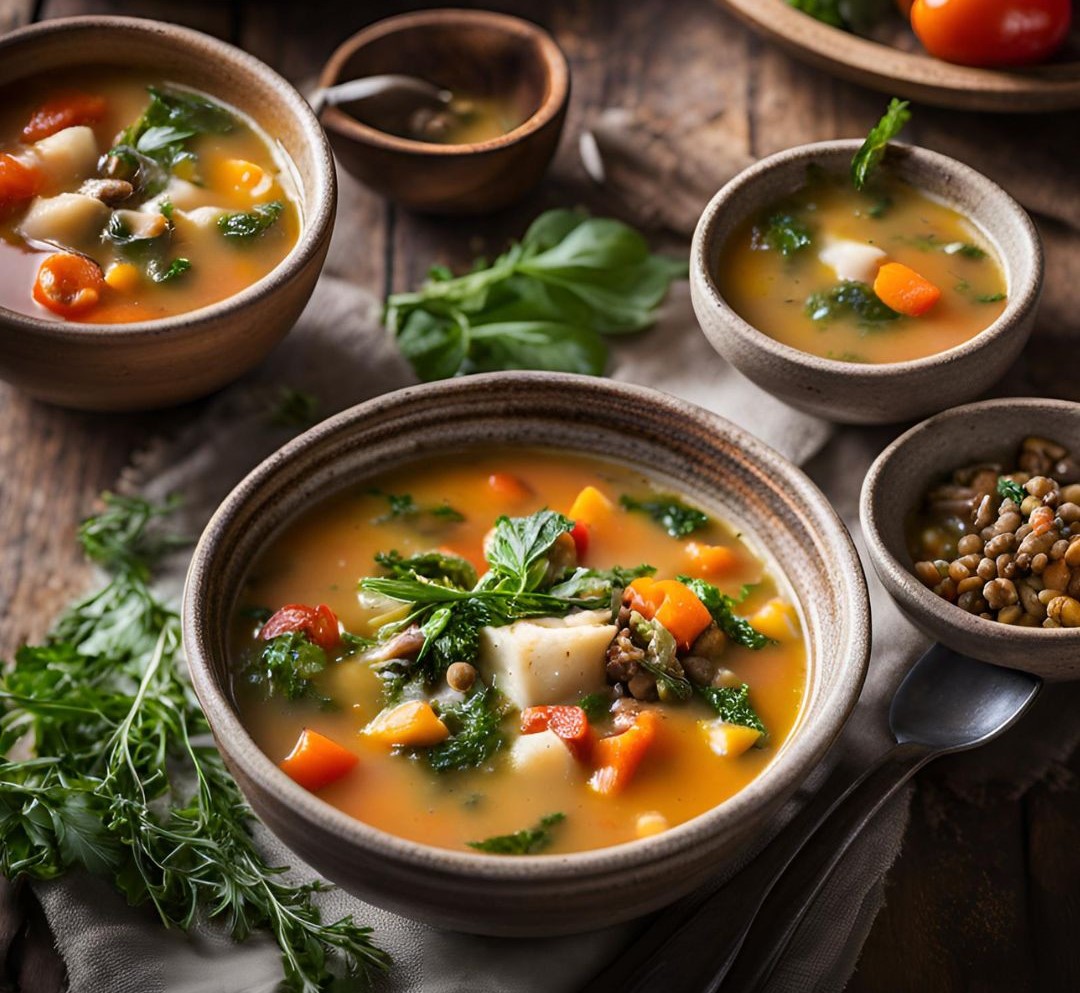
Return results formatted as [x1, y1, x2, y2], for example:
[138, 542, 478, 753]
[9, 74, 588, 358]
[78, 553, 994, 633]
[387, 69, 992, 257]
[520, 705, 593, 762]
[569, 520, 590, 560]
[260, 603, 341, 651]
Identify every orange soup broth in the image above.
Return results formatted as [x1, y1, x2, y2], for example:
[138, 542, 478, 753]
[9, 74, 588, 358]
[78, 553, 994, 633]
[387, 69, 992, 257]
[718, 173, 1007, 364]
[0, 68, 300, 323]
[232, 450, 807, 854]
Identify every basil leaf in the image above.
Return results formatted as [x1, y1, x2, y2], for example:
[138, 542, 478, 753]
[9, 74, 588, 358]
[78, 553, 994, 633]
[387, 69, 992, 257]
[851, 98, 910, 191]
[218, 201, 284, 240]
[469, 321, 608, 376]
[486, 511, 575, 589]
[467, 812, 565, 854]
[395, 309, 468, 382]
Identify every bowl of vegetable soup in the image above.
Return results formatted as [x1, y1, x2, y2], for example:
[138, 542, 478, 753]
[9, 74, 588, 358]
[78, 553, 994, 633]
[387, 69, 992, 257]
[690, 139, 1042, 424]
[183, 373, 871, 935]
[0, 17, 335, 410]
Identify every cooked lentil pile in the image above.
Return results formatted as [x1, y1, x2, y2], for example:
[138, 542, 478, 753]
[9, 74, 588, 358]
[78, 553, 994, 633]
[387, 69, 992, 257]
[909, 436, 1080, 628]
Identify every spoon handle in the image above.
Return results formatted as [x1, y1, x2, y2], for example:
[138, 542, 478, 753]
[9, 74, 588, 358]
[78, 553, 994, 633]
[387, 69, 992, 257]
[578, 741, 931, 993]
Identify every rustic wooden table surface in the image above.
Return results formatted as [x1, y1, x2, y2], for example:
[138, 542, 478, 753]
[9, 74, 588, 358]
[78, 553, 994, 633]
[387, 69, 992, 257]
[2, 1, 1078, 990]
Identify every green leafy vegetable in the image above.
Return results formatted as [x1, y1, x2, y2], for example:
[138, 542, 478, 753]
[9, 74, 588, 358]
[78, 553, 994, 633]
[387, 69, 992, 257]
[103, 212, 191, 285]
[977, 292, 1006, 304]
[384, 209, 687, 380]
[147, 257, 191, 283]
[241, 632, 330, 705]
[485, 510, 575, 590]
[467, 812, 566, 854]
[787, 0, 893, 30]
[629, 611, 692, 702]
[578, 693, 613, 723]
[805, 281, 900, 325]
[218, 200, 284, 240]
[756, 213, 812, 258]
[851, 98, 911, 191]
[548, 563, 656, 599]
[427, 685, 505, 773]
[619, 494, 710, 538]
[906, 234, 988, 260]
[697, 684, 767, 739]
[375, 550, 478, 589]
[679, 577, 776, 651]
[787, 0, 844, 27]
[370, 490, 465, 525]
[0, 494, 389, 991]
[997, 477, 1027, 507]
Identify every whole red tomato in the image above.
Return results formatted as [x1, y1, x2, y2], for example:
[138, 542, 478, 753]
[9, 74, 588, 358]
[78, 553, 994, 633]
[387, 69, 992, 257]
[910, 0, 1072, 67]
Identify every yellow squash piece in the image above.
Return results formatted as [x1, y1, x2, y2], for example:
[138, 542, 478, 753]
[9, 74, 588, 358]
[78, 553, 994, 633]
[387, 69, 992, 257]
[701, 719, 762, 758]
[363, 700, 449, 748]
[569, 485, 614, 527]
[748, 598, 801, 642]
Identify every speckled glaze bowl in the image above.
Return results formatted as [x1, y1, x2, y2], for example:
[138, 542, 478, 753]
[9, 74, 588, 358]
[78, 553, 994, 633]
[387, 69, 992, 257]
[861, 397, 1080, 680]
[183, 373, 870, 935]
[0, 17, 336, 411]
[690, 140, 1043, 425]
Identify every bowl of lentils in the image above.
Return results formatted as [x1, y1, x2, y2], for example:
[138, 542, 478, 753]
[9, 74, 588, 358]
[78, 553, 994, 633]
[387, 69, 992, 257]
[861, 398, 1080, 679]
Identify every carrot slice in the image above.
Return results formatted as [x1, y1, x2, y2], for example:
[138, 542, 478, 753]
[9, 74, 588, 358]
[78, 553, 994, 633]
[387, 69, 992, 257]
[279, 728, 358, 792]
[685, 541, 739, 578]
[873, 262, 941, 317]
[0, 153, 41, 211]
[520, 705, 592, 762]
[626, 577, 712, 652]
[589, 711, 659, 795]
[32, 253, 105, 318]
[260, 603, 341, 651]
[21, 92, 107, 142]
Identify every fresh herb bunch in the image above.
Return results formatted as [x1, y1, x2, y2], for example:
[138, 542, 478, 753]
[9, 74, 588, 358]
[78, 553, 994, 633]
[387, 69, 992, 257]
[0, 494, 389, 992]
[851, 98, 911, 191]
[467, 812, 566, 854]
[619, 494, 710, 538]
[679, 577, 776, 651]
[384, 209, 687, 380]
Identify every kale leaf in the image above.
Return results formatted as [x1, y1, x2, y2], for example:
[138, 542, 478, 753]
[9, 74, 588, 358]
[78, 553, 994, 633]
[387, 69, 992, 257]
[619, 494, 710, 538]
[679, 577, 776, 651]
[241, 632, 331, 705]
[851, 98, 910, 191]
[467, 812, 566, 854]
[805, 281, 900, 325]
[426, 685, 505, 773]
[697, 684, 767, 738]
[218, 201, 284, 240]
[756, 213, 812, 258]
[375, 550, 478, 590]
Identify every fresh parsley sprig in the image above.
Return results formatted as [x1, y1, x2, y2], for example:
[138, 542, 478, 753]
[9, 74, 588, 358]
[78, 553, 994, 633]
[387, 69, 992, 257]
[467, 812, 566, 854]
[851, 98, 911, 191]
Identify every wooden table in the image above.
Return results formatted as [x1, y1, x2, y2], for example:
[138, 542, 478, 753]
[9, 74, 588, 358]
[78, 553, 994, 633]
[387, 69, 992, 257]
[2, 1, 1078, 990]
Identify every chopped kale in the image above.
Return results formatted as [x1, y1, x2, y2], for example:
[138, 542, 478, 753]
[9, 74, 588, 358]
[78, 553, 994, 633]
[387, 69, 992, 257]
[757, 213, 812, 258]
[467, 813, 566, 854]
[427, 685, 505, 773]
[619, 494, 710, 538]
[804, 281, 900, 326]
[241, 632, 330, 705]
[218, 201, 284, 240]
[375, 550, 478, 590]
[697, 684, 767, 739]
[147, 258, 191, 283]
[578, 692, 613, 723]
[679, 577, 776, 651]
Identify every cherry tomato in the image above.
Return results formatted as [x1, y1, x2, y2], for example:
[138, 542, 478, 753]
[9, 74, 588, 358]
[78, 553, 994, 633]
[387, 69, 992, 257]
[260, 603, 341, 651]
[569, 520, 590, 560]
[910, 0, 1072, 67]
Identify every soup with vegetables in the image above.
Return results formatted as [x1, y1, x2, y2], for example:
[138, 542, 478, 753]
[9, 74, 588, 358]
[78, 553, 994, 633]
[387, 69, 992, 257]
[0, 68, 300, 323]
[231, 450, 807, 855]
[717, 169, 1007, 364]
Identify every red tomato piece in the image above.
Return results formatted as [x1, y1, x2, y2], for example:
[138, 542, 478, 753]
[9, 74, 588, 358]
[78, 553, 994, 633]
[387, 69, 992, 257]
[569, 520, 590, 560]
[260, 603, 341, 651]
[21, 92, 107, 142]
[520, 705, 593, 762]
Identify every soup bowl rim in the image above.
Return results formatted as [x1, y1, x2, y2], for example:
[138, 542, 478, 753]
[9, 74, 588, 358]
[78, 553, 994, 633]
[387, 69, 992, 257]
[183, 372, 871, 882]
[0, 15, 335, 339]
[316, 8, 571, 157]
[691, 138, 1043, 377]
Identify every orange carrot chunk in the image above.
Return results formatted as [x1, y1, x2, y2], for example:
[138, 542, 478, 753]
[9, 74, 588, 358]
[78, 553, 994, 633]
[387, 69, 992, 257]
[487, 472, 532, 503]
[21, 92, 107, 142]
[32, 253, 105, 318]
[685, 541, 739, 578]
[626, 577, 712, 652]
[279, 728, 358, 792]
[873, 261, 942, 317]
[521, 705, 593, 762]
[589, 711, 659, 795]
[0, 153, 41, 211]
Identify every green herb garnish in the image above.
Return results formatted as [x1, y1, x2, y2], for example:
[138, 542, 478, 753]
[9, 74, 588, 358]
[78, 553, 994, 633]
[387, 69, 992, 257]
[697, 684, 767, 739]
[997, 477, 1027, 507]
[467, 812, 566, 854]
[619, 494, 710, 538]
[147, 257, 191, 283]
[241, 631, 331, 705]
[851, 98, 910, 191]
[375, 549, 478, 589]
[371, 490, 466, 525]
[384, 209, 687, 381]
[218, 200, 284, 240]
[977, 292, 1006, 304]
[578, 692, 612, 723]
[805, 281, 900, 325]
[0, 494, 389, 991]
[427, 685, 505, 773]
[757, 213, 812, 258]
[629, 611, 693, 702]
[679, 577, 776, 651]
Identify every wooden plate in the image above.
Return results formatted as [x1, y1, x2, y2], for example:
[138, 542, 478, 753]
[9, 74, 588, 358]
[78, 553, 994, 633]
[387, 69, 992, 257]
[716, 0, 1080, 113]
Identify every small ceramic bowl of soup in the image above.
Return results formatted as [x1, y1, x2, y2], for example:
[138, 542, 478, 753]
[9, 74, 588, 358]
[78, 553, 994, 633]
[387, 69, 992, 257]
[318, 9, 569, 214]
[183, 372, 870, 936]
[862, 396, 1080, 680]
[0, 17, 336, 411]
[690, 140, 1042, 425]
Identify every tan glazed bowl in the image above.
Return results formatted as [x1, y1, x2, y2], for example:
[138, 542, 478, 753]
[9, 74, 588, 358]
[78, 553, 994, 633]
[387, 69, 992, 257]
[319, 9, 569, 213]
[0, 17, 336, 411]
[690, 140, 1043, 425]
[183, 373, 871, 936]
[861, 397, 1080, 680]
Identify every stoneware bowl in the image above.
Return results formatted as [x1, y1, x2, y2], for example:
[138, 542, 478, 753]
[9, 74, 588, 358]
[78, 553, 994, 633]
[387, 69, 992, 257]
[318, 9, 569, 214]
[861, 397, 1080, 680]
[183, 372, 871, 935]
[0, 17, 336, 412]
[690, 140, 1043, 425]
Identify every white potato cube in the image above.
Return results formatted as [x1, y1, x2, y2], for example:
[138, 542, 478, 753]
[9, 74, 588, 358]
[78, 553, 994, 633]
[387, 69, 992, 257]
[142, 178, 209, 213]
[18, 193, 110, 249]
[818, 238, 887, 285]
[479, 610, 615, 710]
[508, 729, 578, 779]
[32, 126, 99, 186]
[172, 206, 227, 238]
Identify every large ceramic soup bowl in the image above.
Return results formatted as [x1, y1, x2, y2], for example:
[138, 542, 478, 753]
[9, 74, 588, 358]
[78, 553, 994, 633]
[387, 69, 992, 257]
[183, 373, 870, 936]
[0, 17, 335, 411]
[691, 140, 1042, 425]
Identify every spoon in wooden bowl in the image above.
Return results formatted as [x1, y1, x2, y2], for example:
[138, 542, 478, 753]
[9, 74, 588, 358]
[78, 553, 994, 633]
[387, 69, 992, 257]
[580, 643, 1040, 993]
[308, 74, 452, 118]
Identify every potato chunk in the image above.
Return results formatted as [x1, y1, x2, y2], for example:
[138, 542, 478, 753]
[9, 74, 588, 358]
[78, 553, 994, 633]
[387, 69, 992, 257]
[31, 126, 99, 187]
[818, 238, 887, 285]
[18, 193, 110, 249]
[508, 728, 579, 779]
[479, 610, 615, 710]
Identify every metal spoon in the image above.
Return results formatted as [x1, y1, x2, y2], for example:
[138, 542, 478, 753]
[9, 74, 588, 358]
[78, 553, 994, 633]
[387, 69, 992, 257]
[580, 644, 1041, 993]
[309, 74, 452, 118]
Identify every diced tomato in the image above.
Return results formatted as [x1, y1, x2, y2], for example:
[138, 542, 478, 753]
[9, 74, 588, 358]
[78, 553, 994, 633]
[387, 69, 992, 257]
[21, 92, 107, 142]
[589, 711, 659, 795]
[520, 705, 592, 762]
[279, 728, 358, 792]
[569, 520, 590, 560]
[0, 153, 41, 212]
[32, 253, 105, 318]
[260, 603, 341, 651]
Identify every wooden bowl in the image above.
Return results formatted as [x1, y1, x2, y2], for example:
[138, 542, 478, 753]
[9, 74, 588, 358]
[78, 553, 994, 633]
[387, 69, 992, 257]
[0, 17, 336, 412]
[318, 10, 569, 214]
[861, 397, 1080, 680]
[690, 140, 1043, 425]
[182, 373, 871, 936]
